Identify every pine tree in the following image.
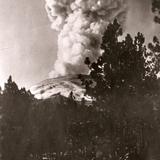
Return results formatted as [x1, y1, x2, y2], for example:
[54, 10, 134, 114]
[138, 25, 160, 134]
[82, 19, 160, 99]
[80, 20, 160, 160]
[0, 76, 33, 160]
[152, 0, 160, 23]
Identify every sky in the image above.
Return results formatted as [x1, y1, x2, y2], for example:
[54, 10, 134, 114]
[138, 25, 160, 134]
[126, 0, 160, 42]
[0, 0, 160, 89]
[0, 0, 58, 88]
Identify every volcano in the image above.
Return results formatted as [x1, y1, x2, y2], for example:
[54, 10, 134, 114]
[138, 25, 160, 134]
[30, 74, 92, 101]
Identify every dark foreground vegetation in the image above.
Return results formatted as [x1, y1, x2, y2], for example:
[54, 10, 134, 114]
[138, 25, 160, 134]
[1, 20, 160, 160]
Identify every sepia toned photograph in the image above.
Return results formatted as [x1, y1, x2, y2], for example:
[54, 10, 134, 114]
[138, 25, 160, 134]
[0, 0, 160, 159]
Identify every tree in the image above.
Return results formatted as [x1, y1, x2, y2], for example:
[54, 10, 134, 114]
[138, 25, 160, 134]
[81, 19, 160, 99]
[80, 19, 160, 160]
[152, 0, 160, 23]
[0, 76, 33, 160]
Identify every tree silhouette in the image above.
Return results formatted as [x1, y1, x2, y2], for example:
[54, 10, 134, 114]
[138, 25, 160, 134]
[0, 76, 33, 160]
[152, 0, 160, 23]
[82, 19, 160, 99]
[80, 20, 160, 160]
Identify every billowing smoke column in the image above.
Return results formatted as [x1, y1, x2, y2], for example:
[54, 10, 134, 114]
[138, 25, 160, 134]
[45, 0, 128, 77]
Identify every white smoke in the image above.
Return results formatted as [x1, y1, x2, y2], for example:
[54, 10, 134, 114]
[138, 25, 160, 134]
[45, 0, 128, 77]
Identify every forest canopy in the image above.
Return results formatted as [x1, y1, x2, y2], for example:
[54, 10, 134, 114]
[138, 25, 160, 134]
[81, 19, 160, 99]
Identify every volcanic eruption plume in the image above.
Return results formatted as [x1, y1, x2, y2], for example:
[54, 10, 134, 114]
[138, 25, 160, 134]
[45, 0, 128, 78]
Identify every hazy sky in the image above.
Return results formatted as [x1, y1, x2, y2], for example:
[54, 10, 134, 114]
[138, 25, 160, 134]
[0, 0, 159, 89]
[0, 0, 58, 88]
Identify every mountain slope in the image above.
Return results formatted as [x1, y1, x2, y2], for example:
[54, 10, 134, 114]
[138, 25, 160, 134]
[30, 74, 92, 101]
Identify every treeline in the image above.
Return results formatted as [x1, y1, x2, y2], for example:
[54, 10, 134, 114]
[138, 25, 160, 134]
[0, 20, 160, 160]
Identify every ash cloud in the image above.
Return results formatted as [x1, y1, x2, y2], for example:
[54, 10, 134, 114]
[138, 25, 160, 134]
[45, 0, 128, 77]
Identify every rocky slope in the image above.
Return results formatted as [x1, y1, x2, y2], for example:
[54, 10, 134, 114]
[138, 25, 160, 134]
[30, 74, 92, 101]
